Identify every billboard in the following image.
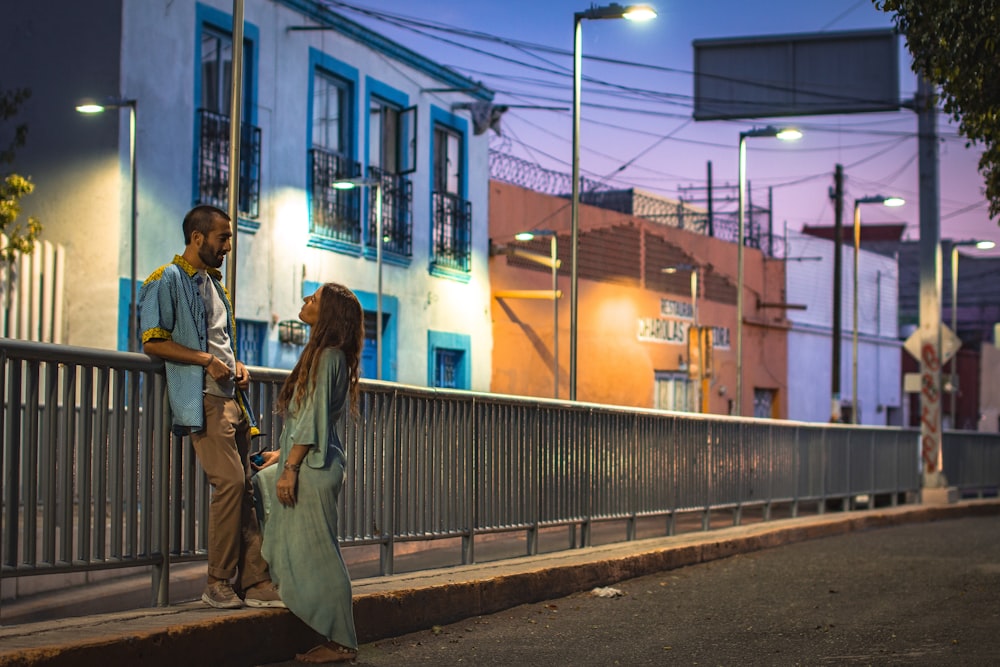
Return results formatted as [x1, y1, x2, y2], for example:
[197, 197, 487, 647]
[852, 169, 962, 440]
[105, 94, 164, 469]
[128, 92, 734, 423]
[693, 29, 900, 120]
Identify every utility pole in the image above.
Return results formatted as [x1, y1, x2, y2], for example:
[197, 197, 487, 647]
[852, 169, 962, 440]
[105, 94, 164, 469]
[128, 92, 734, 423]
[916, 77, 945, 488]
[830, 164, 844, 422]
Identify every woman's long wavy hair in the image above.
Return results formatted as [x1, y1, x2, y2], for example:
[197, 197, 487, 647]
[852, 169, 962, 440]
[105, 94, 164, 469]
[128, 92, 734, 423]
[276, 283, 364, 418]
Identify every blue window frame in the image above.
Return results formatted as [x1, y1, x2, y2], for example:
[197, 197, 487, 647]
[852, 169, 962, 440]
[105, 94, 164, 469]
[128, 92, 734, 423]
[193, 4, 260, 227]
[306, 50, 361, 253]
[428, 106, 471, 281]
[428, 331, 470, 389]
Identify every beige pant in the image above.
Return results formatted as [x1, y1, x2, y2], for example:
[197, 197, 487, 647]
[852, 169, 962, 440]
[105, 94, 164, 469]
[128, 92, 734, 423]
[190, 394, 269, 589]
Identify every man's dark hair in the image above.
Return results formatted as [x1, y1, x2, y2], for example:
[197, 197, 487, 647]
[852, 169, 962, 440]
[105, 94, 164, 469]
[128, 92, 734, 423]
[182, 205, 230, 244]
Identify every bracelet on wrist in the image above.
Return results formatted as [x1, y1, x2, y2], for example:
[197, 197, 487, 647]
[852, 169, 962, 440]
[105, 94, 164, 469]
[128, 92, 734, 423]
[203, 354, 212, 368]
[283, 462, 301, 472]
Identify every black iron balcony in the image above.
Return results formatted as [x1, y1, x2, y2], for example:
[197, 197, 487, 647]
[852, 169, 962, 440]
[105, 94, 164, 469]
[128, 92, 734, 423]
[431, 191, 472, 273]
[195, 109, 261, 219]
[365, 166, 412, 257]
[309, 147, 363, 245]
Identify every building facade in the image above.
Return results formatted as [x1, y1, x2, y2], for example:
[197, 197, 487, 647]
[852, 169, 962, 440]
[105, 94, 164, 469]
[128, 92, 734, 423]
[4, 0, 494, 389]
[785, 231, 902, 425]
[489, 181, 789, 417]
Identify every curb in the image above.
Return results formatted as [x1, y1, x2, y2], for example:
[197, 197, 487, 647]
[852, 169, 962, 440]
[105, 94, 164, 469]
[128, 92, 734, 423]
[2, 500, 997, 667]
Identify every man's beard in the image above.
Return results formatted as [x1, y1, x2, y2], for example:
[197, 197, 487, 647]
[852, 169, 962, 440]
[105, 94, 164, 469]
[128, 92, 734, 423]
[199, 245, 225, 268]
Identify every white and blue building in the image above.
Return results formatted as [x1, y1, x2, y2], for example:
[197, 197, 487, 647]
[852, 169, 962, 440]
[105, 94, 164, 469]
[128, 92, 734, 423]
[5, 0, 494, 389]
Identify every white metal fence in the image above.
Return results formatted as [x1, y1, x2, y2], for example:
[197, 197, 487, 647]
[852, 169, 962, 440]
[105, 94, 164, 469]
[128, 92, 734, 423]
[1, 339, 998, 607]
[0, 237, 66, 343]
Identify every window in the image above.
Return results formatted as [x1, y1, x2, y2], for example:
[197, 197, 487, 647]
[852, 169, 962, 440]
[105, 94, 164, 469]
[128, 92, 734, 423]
[314, 72, 349, 153]
[195, 12, 260, 220]
[655, 372, 692, 412]
[434, 349, 463, 389]
[433, 125, 462, 196]
[754, 388, 776, 419]
[428, 331, 471, 390]
[366, 91, 415, 259]
[309, 69, 360, 247]
[431, 121, 471, 275]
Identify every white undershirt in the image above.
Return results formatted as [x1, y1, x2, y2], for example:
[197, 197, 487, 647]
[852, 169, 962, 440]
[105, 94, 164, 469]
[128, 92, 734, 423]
[196, 270, 236, 398]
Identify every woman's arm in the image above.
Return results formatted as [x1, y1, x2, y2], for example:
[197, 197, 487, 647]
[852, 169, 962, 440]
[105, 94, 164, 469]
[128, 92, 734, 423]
[275, 444, 311, 507]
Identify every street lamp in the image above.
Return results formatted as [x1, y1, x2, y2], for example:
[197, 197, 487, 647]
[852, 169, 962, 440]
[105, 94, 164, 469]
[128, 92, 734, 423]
[333, 176, 384, 379]
[662, 264, 701, 411]
[736, 126, 801, 415]
[851, 195, 905, 424]
[570, 3, 656, 401]
[515, 230, 561, 398]
[76, 97, 138, 352]
[948, 238, 996, 428]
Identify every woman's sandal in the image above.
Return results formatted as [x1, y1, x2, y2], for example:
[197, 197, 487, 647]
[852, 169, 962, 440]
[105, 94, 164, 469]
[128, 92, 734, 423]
[294, 642, 358, 664]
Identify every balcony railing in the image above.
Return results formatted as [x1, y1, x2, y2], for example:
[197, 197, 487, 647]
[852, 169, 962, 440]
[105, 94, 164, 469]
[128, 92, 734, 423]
[195, 109, 261, 219]
[309, 147, 362, 245]
[366, 166, 412, 257]
[432, 191, 472, 273]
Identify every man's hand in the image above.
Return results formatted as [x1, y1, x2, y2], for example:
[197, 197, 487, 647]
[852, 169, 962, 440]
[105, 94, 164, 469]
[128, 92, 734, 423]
[235, 361, 250, 390]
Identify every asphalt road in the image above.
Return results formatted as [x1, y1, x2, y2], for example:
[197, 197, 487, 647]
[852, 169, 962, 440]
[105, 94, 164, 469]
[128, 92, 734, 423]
[267, 515, 1000, 666]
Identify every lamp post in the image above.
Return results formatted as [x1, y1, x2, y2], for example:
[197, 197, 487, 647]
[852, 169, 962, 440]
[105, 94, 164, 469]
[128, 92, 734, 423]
[662, 264, 701, 411]
[333, 176, 384, 379]
[948, 238, 996, 428]
[851, 195, 905, 424]
[570, 2, 656, 401]
[77, 97, 138, 352]
[736, 126, 801, 415]
[515, 230, 560, 398]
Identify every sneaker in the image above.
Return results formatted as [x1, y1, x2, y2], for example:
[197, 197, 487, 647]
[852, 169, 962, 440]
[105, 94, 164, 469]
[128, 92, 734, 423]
[244, 582, 286, 608]
[201, 580, 243, 609]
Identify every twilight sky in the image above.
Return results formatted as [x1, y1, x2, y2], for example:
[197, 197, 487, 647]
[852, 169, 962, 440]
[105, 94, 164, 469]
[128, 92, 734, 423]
[323, 0, 999, 255]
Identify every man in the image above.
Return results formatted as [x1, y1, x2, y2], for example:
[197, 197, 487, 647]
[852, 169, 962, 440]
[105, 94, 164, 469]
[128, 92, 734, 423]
[139, 205, 282, 609]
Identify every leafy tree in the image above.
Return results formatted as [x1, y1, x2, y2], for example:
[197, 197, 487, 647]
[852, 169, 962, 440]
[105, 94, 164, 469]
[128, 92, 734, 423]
[873, 1, 1000, 220]
[1, 86, 41, 260]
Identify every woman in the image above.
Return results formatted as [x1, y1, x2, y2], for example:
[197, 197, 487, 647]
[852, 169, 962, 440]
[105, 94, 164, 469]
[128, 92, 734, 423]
[254, 283, 363, 664]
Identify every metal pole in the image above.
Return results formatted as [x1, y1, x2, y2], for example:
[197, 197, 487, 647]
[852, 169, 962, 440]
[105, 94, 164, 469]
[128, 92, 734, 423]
[127, 102, 138, 352]
[691, 268, 699, 413]
[226, 0, 245, 306]
[736, 134, 746, 416]
[376, 182, 383, 380]
[552, 234, 559, 398]
[950, 242, 958, 428]
[569, 15, 582, 401]
[852, 202, 860, 425]
[831, 164, 844, 422]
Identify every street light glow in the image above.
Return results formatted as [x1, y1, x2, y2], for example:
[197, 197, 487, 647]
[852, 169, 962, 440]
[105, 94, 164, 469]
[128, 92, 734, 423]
[775, 128, 803, 141]
[622, 5, 657, 21]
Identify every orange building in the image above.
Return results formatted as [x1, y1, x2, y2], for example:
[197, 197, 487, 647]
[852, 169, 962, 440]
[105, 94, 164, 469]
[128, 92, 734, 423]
[489, 180, 789, 417]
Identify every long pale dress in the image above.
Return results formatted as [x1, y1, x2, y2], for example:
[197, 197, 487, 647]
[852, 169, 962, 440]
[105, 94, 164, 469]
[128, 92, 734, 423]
[255, 347, 357, 650]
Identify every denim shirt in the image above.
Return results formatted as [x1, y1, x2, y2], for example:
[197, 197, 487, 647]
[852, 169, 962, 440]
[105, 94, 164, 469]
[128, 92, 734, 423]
[139, 255, 253, 434]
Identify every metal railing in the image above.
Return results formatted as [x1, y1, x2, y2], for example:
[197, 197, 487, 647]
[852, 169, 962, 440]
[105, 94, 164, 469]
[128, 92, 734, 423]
[431, 191, 472, 272]
[2, 339, 998, 607]
[309, 147, 363, 245]
[195, 109, 262, 219]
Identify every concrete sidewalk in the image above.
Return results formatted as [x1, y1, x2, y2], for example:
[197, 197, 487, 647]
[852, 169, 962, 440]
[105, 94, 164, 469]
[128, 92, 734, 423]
[1, 499, 997, 667]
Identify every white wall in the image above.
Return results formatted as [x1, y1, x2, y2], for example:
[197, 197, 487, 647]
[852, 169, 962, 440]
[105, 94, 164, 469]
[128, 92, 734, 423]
[785, 232, 901, 424]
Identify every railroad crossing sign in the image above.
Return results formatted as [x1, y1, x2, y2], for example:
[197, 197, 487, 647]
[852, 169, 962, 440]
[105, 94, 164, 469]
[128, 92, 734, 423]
[903, 323, 961, 365]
